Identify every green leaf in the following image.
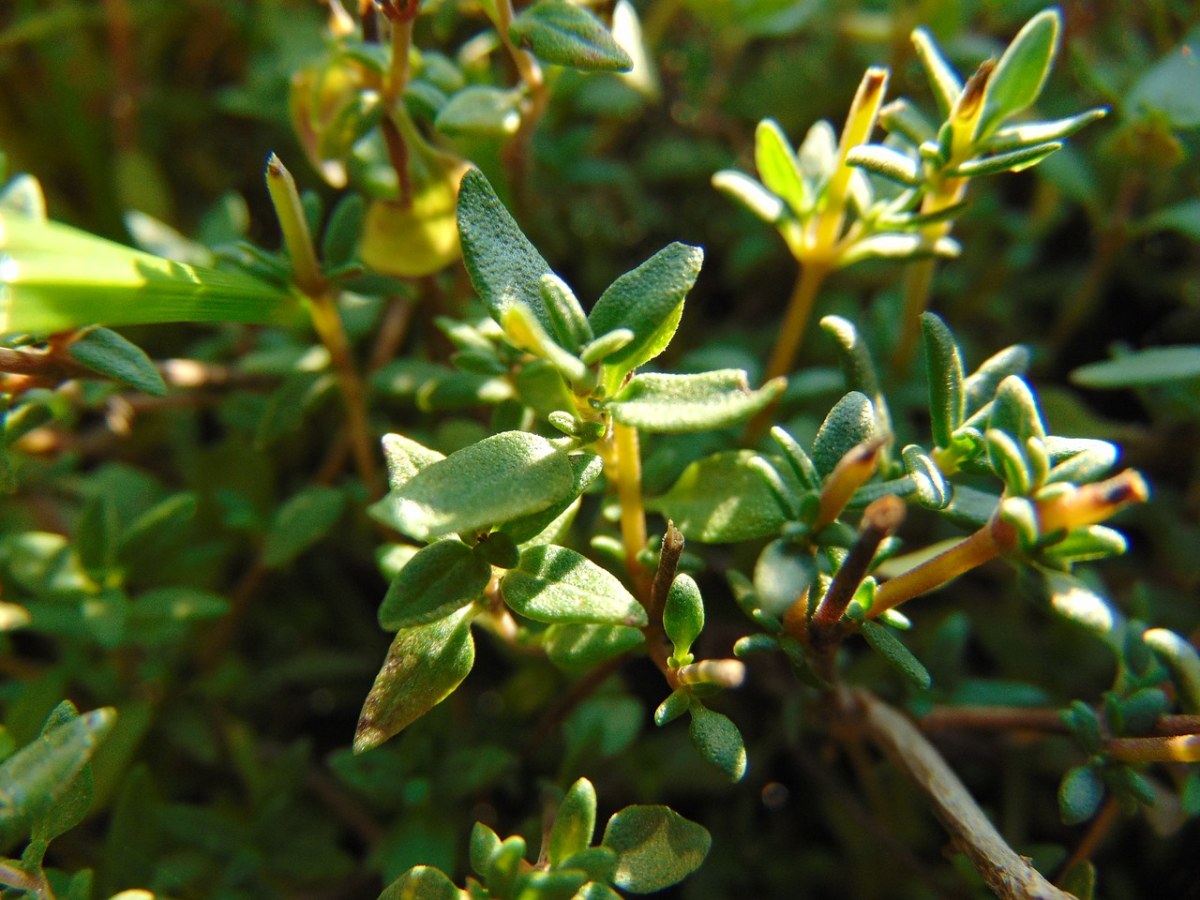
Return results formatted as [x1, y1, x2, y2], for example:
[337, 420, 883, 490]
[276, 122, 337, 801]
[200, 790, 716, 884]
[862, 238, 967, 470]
[910, 27, 963, 117]
[860, 620, 931, 689]
[990, 375, 1045, 443]
[984, 109, 1107, 154]
[607, 370, 785, 433]
[602, 805, 711, 893]
[839, 233, 961, 266]
[812, 391, 880, 476]
[1071, 346, 1200, 388]
[470, 822, 503, 877]
[921, 313, 964, 448]
[381, 433, 446, 493]
[486, 834, 527, 897]
[664, 574, 704, 658]
[76, 493, 119, 580]
[509, 0, 633, 72]
[67, 326, 167, 396]
[711, 170, 786, 223]
[964, 344, 1031, 414]
[654, 689, 691, 727]
[544, 622, 644, 672]
[501, 545, 647, 626]
[820, 315, 889, 434]
[378, 540, 491, 630]
[0, 212, 295, 335]
[1127, 34, 1200, 128]
[753, 539, 816, 618]
[571, 883, 622, 900]
[457, 168, 555, 333]
[589, 243, 704, 391]
[1045, 571, 1121, 642]
[1143, 628, 1200, 713]
[755, 119, 810, 214]
[977, 8, 1061, 139]
[388, 431, 577, 541]
[846, 144, 922, 186]
[322, 192, 366, 270]
[1059, 765, 1105, 825]
[501, 453, 602, 545]
[435, 86, 521, 138]
[262, 486, 346, 568]
[687, 703, 747, 782]
[541, 273, 593, 350]
[900, 445, 950, 509]
[355, 605, 477, 752]
[650, 451, 800, 543]
[1058, 861, 1096, 900]
[29, 702, 95, 843]
[549, 778, 597, 866]
[378, 866, 464, 900]
[950, 142, 1062, 178]
[0, 705, 116, 830]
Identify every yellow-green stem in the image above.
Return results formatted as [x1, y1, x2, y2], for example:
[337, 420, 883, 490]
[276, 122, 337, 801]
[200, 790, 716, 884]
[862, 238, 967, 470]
[386, 17, 413, 108]
[613, 421, 651, 598]
[265, 155, 325, 298]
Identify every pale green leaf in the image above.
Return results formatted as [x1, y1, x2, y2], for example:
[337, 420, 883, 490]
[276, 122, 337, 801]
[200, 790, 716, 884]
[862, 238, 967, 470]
[501, 544, 647, 626]
[1071, 346, 1200, 388]
[435, 86, 522, 138]
[755, 119, 810, 214]
[389, 431, 576, 541]
[711, 170, 785, 223]
[1127, 34, 1200, 129]
[977, 8, 1061, 139]
[607, 370, 784, 433]
[548, 778, 597, 866]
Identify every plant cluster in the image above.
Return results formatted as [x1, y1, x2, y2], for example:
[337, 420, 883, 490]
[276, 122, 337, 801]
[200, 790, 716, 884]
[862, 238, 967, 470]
[1, 2, 1199, 898]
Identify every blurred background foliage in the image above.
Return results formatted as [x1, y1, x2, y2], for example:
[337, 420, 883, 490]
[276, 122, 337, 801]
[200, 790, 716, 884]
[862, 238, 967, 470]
[1, 0, 1199, 897]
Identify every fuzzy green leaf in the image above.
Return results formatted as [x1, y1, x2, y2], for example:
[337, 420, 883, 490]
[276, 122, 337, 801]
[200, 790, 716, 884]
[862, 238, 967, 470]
[355, 605, 477, 752]
[984, 109, 1107, 154]
[602, 806, 711, 894]
[607, 370, 784, 433]
[950, 142, 1062, 178]
[977, 9, 1061, 138]
[263, 485, 346, 568]
[589, 242, 703, 390]
[457, 168, 555, 333]
[0, 212, 295, 335]
[990, 375, 1045, 443]
[812, 391, 880, 476]
[378, 539, 491, 630]
[1059, 765, 1105, 825]
[860, 620, 931, 689]
[435, 86, 522, 137]
[901, 445, 950, 510]
[544, 622, 645, 672]
[1045, 571, 1121, 641]
[921, 313, 965, 448]
[664, 574, 704, 658]
[509, 0, 633, 72]
[654, 689, 691, 727]
[540, 273, 593, 350]
[381, 433, 446, 493]
[549, 778, 597, 866]
[389, 431, 576, 540]
[840, 233, 960, 266]
[649, 451, 800, 543]
[1071, 346, 1200, 388]
[964, 344, 1031, 414]
[322, 193, 366, 269]
[755, 119, 810, 214]
[378, 866, 464, 900]
[753, 539, 816, 618]
[820, 315, 885, 418]
[502, 545, 647, 626]
[67, 327, 167, 396]
[846, 144, 922, 186]
[0, 705, 115, 830]
[911, 27, 963, 117]
[688, 703, 747, 782]
[500, 452, 601, 544]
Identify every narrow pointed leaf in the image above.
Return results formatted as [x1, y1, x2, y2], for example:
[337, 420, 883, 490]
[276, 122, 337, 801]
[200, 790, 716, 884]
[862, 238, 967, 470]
[378, 539, 492, 630]
[607, 370, 785, 433]
[501, 545, 647, 626]
[1, 213, 294, 335]
[978, 9, 1061, 139]
[846, 144, 922, 186]
[922, 313, 965, 448]
[355, 605, 477, 752]
[911, 27, 963, 116]
[540, 273, 592, 349]
[390, 431, 576, 540]
[1071, 346, 1200, 388]
[964, 344, 1031, 414]
[589, 242, 703, 390]
[30, 702, 96, 842]
[950, 142, 1063, 178]
[67, 327, 166, 396]
[860, 620, 931, 689]
[901, 444, 950, 509]
[984, 109, 1107, 153]
[457, 168, 555, 332]
[602, 806, 711, 893]
[509, 0, 633, 72]
[879, 98, 937, 145]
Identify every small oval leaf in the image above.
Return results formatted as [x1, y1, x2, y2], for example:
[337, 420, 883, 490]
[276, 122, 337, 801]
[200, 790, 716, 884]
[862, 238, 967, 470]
[602, 805, 711, 893]
[501, 545, 647, 626]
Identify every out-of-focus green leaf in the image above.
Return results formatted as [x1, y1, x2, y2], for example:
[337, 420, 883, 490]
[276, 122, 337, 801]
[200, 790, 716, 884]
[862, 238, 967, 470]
[1059, 765, 1104, 825]
[67, 327, 166, 396]
[435, 86, 522, 138]
[602, 805, 711, 893]
[0, 213, 294, 335]
[263, 486, 346, 568]
[1071, 346, 1200, 388]
[378, 866, 463, 900]
[355, 605, 477, 752]
[544, 622, 644, 672]
[860, 620, 931, 689]
[548, 778, 597, 866]
[1126, 34, 1200, 128]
